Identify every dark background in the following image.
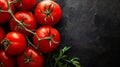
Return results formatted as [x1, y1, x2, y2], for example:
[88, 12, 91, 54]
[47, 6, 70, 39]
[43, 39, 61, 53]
[52, 0, 120, 67]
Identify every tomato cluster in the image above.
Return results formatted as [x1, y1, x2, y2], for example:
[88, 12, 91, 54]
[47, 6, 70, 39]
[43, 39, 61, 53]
[0, 0, 62, 67]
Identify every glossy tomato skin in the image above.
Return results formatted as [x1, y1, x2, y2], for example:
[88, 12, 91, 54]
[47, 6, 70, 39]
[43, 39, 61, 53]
[4, 32, 27, 55]
[15, 0, 36, 10]
[0, 27, 5, 46]
[0, 0, 14, 24]
[0, 50, 15, 67]
[10, 11, 36, 35]
[33, 26, 60, 53]
[17, 47, 44, 67]
[34, 0, 62, 26]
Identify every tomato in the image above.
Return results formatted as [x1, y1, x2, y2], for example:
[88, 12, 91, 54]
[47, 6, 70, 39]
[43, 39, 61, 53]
[34, 0, 62, 26]
[15, 0, 36, 10]
[0, 27, 5, 46]
[33, 26, 60, 53]
[0, 50, 15, 67]
[17, 47, 44, 67]
[10, 11, 36, 35]
[0, 0, 14, 24]
[2, 32, 27, 55]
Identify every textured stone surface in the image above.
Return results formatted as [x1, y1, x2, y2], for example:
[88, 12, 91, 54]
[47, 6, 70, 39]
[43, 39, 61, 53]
[53, 0, 120, 67]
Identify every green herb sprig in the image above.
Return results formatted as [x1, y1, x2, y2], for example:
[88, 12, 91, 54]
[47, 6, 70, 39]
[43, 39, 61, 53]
[44, 46, 81, 67]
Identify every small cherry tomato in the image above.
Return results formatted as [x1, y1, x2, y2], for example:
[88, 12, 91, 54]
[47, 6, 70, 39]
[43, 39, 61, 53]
[0, 50, 15, 67]
[10, 11, 36, 35]
[34, 0, 62, 26]
[33, 26, 60, 53]
[0, 0, 14, 24]
[15, 0, 36, 10]
[2, 32, 27, 55]
[17, 47, 44, 67]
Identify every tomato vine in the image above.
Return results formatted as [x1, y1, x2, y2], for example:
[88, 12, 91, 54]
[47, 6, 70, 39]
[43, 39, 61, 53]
[0, 0, 81, 67]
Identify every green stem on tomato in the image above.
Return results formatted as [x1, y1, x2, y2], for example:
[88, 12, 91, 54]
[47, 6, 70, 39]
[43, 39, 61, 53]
[7, 0, 35, 35]
[1, 0, 58, 55]
[6, 0, 43, 52]
[25, 36, 37, 48]
[25, 36, 42, 55]
[1, 0, 59, 48]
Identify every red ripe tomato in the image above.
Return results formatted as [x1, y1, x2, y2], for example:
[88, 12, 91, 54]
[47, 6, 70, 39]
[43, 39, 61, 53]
[15, 0, 36, 10]
[0, 27, 5, 46]
[2, 32, 27, 55]
[10, 11, 36, 35]
[0, 0, 14, 24]
[34, 0, 62, 26]
[0, 50, 15, 67]
[33, 26, 60, 53]
[17, 47, 44, 67]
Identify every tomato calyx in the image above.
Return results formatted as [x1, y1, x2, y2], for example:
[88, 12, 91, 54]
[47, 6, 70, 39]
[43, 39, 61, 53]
[44, 4, 54, 16]
[1, 39, 11, 50]
[48, 34, 58, 47]
[42, 30, 59, 47]
[40, 4, 54, 22]
[24, 52, 35, 64]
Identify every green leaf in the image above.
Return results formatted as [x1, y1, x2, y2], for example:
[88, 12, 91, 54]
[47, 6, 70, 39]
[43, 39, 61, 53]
[71, 57, 80, 61]
[62, 55, 67, 59]
[70, 57, 81, 67]
[59, 46, 71, 59]
[62, 46, 71, 53]
[59, 50, 63, 57]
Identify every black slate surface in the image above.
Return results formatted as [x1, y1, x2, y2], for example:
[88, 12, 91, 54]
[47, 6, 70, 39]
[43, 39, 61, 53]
[53, 0, 120, 67]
